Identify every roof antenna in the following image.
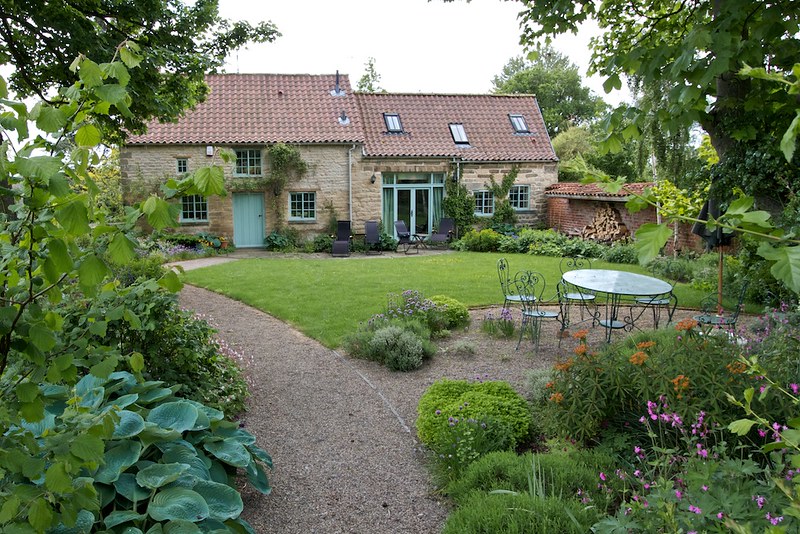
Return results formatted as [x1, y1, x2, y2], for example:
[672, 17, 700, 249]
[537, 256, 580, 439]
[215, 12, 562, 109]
[330, 70, 345, 97]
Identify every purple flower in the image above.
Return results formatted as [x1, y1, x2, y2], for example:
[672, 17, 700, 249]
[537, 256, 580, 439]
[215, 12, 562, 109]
[689, 505, 702, 514]
[599, 472, 607, 481]
[675, 490, 683, 500]
[791, 383, 799, 395]
[766, 512, 784, 525]
[753, 495, 766, 509]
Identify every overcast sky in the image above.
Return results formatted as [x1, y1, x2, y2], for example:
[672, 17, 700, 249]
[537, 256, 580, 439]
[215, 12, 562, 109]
[216, 0, 630, 106]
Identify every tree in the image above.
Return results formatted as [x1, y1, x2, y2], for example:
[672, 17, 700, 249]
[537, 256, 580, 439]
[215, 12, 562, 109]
[357, 57, 385, 93]
[492, 44, 606, 136]
[0, 0, 280, 142]
[515, 0, 798, 180]
[552, 125, 639, 183]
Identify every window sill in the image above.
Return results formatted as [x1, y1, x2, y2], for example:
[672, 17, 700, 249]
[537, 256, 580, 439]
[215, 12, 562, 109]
[288, 219, 317, 224]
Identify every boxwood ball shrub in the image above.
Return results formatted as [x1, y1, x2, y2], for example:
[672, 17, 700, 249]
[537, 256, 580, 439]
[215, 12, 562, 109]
[417, 379, 532, 450]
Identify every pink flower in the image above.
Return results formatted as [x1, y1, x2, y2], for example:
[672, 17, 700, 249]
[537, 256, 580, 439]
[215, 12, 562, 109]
[791, 383, 799, 394]
[717, 512, 724, 519]
[689, 505, 702, 514]
[753, 495, 766, 509]
[766, 512, 784, 525]
[702, 485, 709, 491]
[675, 490, 683, 500]
[599, 472, 607, 481]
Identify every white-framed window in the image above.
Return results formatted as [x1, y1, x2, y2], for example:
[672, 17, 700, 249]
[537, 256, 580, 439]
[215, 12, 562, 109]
[474, 190, 494, 216]
[509, 114, 530, 133]
[176, 158, 188, 174]
[234, 148, 262, 176]
[180, 195, 208, 222]
[289, 191, 316, 221]
[384, 113, 403, 133]
[509, 185, 530, 210]
[449, 123, 469, 144]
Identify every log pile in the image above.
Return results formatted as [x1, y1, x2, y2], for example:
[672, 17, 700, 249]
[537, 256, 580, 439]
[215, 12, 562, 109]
[581, 206, 629, 242]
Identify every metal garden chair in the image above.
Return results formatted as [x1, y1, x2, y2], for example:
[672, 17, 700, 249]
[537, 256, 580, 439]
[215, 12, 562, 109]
[513, 270, 561, 353]
[558, 257, 597, 328]
[394, 220, 420, 254]
[428, 217, 455, 247]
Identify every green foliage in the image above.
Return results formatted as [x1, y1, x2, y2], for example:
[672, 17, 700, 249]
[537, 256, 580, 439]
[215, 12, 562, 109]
[0, 54, 265, 533]
[0, 371, 270, 532]
[417, 379, 532, 450]
[0, 2, 279, 142]
[442, 491, 600, 534]
[601, 239, 639, 264]
[110, 254, 167, 287]
[311, 233, 334, 253]
[446, 448, 620, 511]
[264, 228, 300, 251]
[482, 308, 516, 339]
[455, 229, 503, 252]
[486, 166, 518, 226]
[344, 319, 435, 372]
[356, 57, 384, 93]
[428, 295, 470, 330]
[493, 45, 606, 136]
[442, 172, 476, 236]
[265, 143, 307, 227]
[544, 324, 795, 445]
[431, 417, 515, 481]
[60, 282, 249, 415]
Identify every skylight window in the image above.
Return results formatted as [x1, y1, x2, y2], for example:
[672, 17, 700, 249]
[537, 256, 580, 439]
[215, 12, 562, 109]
[509, 114, 530, 133]
[449, 123, 468, 144]
[384, 113, 403, 133]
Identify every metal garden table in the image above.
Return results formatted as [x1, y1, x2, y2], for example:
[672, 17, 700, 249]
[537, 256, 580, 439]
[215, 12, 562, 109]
[561, 269, 676, 342]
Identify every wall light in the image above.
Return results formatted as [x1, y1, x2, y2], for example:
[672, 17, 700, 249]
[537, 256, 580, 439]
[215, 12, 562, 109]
[370, 174, 376, 184]
[205, 145, 214, 157]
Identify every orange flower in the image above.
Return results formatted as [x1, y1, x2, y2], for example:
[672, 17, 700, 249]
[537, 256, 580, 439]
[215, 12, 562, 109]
[574, 344, 588, 356]
[545, 381, 554, 389]
[629, 351, 648, 365]
[549, 392, 564, 403]
[675, 318, 698, 332]
[726, 361, 747, 374]
[671, 374, 690, 391]
[636, 341, 656, 350]
[573, 329, 590, 340]
[554, 358, 574, 372]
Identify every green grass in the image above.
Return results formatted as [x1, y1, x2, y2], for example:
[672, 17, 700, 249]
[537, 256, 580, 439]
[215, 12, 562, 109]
[182, 252, 710, 348]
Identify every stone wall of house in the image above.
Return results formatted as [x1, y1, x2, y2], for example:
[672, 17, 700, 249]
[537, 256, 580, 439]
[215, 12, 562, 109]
[547, 197, 704, 253]
[460, 162, 558, 227]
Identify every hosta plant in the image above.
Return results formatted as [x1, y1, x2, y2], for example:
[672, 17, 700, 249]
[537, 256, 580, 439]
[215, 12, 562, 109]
[1, 370, 271, 532]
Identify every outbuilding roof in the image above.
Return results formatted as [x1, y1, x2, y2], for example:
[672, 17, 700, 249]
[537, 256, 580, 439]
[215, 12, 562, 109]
[545, 182, 654, 200]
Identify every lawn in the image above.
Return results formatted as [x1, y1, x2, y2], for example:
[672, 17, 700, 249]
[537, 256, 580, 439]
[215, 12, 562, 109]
[182, 252, 712, 348]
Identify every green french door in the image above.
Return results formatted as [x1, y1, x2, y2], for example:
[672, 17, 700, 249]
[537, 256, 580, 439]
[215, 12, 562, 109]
[233, 193, 265, 247]
[396, 188, 430, 235]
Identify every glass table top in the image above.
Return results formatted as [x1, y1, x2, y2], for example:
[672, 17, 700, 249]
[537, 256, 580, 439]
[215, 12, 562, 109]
[562, 269, 672, 297]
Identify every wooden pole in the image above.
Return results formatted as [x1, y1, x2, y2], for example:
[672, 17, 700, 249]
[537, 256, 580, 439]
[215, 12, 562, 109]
[717, 245, 724, 314]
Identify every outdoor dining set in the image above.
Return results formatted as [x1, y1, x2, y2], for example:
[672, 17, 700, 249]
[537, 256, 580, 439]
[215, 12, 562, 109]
[497, 257, 679, 352]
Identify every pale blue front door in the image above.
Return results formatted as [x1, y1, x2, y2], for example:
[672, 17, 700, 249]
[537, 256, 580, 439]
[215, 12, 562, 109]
[233, 193, 265, 248]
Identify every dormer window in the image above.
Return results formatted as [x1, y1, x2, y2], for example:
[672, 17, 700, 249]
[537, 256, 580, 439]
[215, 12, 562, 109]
[509, 114, 530, 133]
[384, 113, 403, 133]
[449, 123, 469, 144]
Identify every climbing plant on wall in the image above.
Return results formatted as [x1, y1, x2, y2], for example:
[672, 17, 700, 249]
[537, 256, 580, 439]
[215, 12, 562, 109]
[442, 168, 476, 237]
[487, 166, 519, 226]
[266, 143, 308, 227]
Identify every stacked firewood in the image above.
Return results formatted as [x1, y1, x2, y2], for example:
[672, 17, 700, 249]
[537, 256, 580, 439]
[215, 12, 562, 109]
[581, 206, 630, 242]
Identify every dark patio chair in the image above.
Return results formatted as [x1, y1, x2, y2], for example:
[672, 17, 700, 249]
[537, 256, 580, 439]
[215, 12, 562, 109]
[331, 220, 352, 257]
[693, 281, 750, 330]
[364, 220, 382, 255]
[428, 217, 455, 247]
[394, 220, 420, 254]
[558, 257, 596, 328]
[513, 270, 561, 354]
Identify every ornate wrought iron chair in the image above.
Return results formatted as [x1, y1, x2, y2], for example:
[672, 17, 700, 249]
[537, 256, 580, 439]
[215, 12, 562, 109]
[429, 217, 455, 247]
[693, 281, 749, 331]
[513, 270, 561, 353]
[497, 258, 524, 310]
[331, 220, 352, 257]
[364, 221, 382, 255]
[394, 220, 420, 254]
[634, 261, 678, 328]
[558, 257, 596, 328]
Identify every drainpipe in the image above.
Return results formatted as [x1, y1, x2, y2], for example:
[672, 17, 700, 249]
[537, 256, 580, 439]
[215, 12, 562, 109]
[348, 144, 356, 221]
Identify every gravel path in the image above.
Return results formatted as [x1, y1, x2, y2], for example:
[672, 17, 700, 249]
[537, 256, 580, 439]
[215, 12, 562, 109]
[178, 285, 449, 534]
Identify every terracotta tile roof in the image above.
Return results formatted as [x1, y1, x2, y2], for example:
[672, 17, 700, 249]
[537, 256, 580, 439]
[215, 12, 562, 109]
[356, 93, 556, 162]
[126, 73, 364, 145]
[545, 182, 654, 199]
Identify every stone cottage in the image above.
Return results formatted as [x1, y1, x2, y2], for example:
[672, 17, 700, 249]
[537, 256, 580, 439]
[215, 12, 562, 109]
[121, 73, 558, 247]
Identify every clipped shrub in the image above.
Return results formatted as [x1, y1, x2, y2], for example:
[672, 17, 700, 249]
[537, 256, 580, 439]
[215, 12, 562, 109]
[109, 254, 167, 286]
[311, 233, 334, 253]
[417, 379, 532, 449]
[429, 295, 470, 330]
[442, 491, 600, 534]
